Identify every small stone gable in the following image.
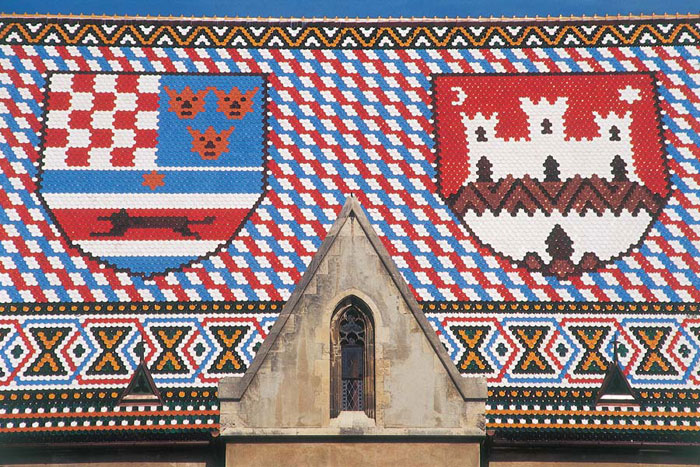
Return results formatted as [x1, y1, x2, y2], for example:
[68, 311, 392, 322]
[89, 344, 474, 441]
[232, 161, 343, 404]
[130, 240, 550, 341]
[219, 196, 486, 436]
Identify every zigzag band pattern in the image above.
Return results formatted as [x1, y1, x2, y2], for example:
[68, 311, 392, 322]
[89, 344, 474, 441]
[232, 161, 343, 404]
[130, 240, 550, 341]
[0, 18, 697, 48]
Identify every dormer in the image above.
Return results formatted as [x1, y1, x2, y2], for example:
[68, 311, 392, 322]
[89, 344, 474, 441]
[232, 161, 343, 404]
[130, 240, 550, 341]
[219, 197, 486, 466]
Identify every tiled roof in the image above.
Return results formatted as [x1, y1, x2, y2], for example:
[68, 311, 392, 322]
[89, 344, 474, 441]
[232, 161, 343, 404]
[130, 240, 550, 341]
[0, 14, 698, 444]
[0, 388, 218, 442]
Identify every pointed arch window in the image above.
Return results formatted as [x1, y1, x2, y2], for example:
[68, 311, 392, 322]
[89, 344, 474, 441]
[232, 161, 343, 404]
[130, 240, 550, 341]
[331, 296, 375, 419]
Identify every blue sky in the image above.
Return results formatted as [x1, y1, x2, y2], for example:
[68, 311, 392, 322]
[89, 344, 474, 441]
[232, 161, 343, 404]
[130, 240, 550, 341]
[1, 0, 698, 18]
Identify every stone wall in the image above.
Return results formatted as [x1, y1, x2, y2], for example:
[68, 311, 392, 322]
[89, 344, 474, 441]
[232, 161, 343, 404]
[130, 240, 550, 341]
[225, 442, 480, 467]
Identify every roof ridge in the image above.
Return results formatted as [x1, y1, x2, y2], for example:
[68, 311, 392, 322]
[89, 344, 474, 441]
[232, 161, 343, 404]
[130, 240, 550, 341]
[1, 12, 699, 22]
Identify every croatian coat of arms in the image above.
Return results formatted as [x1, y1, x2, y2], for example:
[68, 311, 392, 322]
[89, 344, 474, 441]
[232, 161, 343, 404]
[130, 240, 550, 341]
[433, 73, 669, 278]
[38, 72, 267, 276]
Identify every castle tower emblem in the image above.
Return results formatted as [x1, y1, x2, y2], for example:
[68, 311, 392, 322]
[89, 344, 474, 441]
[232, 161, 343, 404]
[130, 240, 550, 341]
[433, 74, 669, 278]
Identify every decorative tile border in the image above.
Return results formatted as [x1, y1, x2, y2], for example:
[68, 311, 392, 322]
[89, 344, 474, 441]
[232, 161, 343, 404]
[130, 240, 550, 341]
[0, 301, 696, 389]
[0, 302, 279, 388]
[0, 387, 218, 441]
[0, 17, 697, 48]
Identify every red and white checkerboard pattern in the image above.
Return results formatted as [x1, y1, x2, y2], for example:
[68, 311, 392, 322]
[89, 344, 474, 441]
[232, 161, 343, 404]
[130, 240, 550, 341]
[42, 73, 160, 170]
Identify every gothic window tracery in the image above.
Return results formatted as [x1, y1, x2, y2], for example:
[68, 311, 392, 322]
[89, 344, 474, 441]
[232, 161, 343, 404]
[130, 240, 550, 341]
[330, 297, 375, 419]
[340, 308, 365, 411]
